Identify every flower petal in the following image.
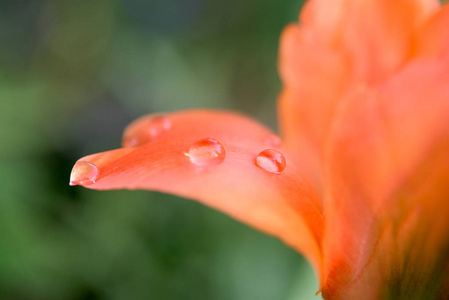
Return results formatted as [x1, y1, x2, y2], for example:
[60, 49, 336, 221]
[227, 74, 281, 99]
[322, 134, 449, 299]
[414, 2, 449, 58]
[278, 0, 439, 186]
[322, 55, 449, 297]
[300, 0, 438, 82]
[278, 24, 350, 189]
[71, 110, 324, 268]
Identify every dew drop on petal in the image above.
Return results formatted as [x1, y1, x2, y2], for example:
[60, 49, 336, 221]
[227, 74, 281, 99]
[255, 149, 286, 174]
[264, 134, 281, 148]
[122, 136, 139, 148]
[122, 115, 171, 148]
[69, 161, 100, 186]
[148, 115, 171, 137]
[188, 138, 226, 166]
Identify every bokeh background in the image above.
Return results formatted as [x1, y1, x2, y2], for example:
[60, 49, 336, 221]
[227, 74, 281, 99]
[0, 0, 319, 299]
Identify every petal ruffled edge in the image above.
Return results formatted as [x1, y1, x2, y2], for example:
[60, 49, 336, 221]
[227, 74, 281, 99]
[300, 0, 438, 82]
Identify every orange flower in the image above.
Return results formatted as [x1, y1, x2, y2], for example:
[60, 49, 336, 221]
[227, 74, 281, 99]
[70, 0, 449, 298]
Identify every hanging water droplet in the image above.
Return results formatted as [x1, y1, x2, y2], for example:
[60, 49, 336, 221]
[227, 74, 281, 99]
[122, 115, 171, 148]
[264, 134, 281, 148]
[255, 149, 286, 174]
[69, 161, 100, 186]
[187, 138, 226, 166]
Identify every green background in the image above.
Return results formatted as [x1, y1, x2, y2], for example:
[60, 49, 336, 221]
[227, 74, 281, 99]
[0, 0, 319, 299]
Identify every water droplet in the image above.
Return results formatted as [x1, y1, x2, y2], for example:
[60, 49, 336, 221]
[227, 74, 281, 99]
[148, 115, 171, 137]
[69, 161, 100, 186]
[188, 138, 226, 166]
[122, 136, 140, 148]
[122, 115, 171, 148]
[255, 149, 286, 174]
[264, 134, 281, 148]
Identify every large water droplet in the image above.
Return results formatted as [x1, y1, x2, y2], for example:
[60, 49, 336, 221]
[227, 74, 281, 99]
[69, 161, 100, 186]
[255, 149, 286, 174]
[264, 134, 281, 148]
[187, 138, 226, 166]
[122, 115, 171, 148]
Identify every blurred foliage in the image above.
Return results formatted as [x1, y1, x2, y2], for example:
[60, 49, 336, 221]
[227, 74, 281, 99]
[0, 0, 319, 299]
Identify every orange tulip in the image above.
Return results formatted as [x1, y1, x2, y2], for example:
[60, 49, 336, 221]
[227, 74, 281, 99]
[70, 0, 449, 298]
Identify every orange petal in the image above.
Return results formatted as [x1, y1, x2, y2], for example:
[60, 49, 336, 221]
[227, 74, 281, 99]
[70, 110, 324, 269]
[383, 141, 449, 299]
[300, 0, 438, 82]
[322, 134, 449, 299]
[278, 1, 439, 183]
[278, 24, 350, 189]
[414, 2, 449, 58]
[322, 55, 449, 297]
